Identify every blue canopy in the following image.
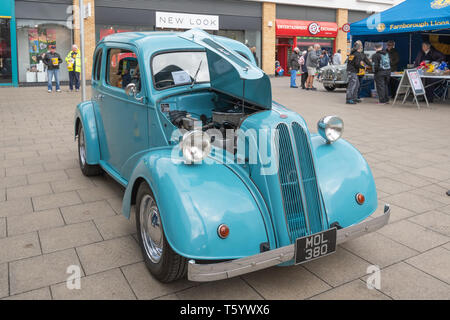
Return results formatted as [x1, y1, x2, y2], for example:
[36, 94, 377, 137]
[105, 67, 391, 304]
[350, 0, 450, 36]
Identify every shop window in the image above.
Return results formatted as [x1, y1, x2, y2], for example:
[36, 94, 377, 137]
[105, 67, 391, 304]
[0, 18, 12, 84]
[16, 20, 72, 83]
[106, 48, 140, 92]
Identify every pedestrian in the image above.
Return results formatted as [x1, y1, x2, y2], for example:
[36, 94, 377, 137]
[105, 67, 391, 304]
[372, 43, 391, 105]
[43, 45, 62, 93]
[345, 42, 370, 104]
[299, 50, 308, 89]
[386, 40, 400, 98]
[250, 46, 259, 66]
[306, 44, 322, 90]
[319, 50, 329, 68]
[414, 41, 445, 103]
[333, 49, 342, 65]
[65, 44, 81, 92]
[289, 47, 301, 88]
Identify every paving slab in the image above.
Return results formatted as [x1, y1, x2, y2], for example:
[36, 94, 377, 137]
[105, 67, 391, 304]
[7, 209, 64, 236]
[0, 218, 5, 239]
[51, 268, 136, 300]
[9, 249, 83, 295]
[378, 219, 449, 252]
[60, 200, 116, 224]
[176, 277, 262, 300]
[121, 262, 194, 300]
[0, 264, 8, 298]
[0, 198, 33, 218]
[94, 214, 135, 240]
[2, 287, 52, 300]
[39, 221, 103, 253]
[383, 192, 446, 214]
[242, 266, 330, 300]
[310, 279, 391, 300]
[406, 247, 450, 284]
[0, 232, 41, 264]
[6, 183, 53, 200]
[76, 236, 142, 275]
[408, 211, 450, 236]
[32, 191, 82, 211]
[364, 262, 450, 299]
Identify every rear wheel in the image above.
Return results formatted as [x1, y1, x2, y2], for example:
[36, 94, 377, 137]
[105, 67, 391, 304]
[77, 123, 102, 176]
[136, 182, 187, 282]
[324, 85, 336, 91]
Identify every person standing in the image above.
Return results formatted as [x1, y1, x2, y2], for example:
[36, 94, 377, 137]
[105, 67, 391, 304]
[299, 50, 308, 89]
[333, 49, 342, 65]
[414, 41, 445, 103]
[306, 44, 322, 90]
[346, 42, 367, 104]
[289, 47, 301, 88]
[43, 45, 62, 93]
[250, 46, 259, 66]
[372, 43, 391, 105]
[386, 40, 400, 98]
[65, 44, 81, 92]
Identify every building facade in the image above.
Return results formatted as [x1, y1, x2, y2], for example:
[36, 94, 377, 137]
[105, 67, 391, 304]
[2, 0, 402, 86]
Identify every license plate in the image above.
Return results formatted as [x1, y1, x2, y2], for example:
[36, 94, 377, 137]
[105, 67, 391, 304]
[294, 228, 337, 264]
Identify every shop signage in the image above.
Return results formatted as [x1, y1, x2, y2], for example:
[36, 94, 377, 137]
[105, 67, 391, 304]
[342, 23, 351, 33]
[156, 11, 219, 30]
[276, 19, 338, 37]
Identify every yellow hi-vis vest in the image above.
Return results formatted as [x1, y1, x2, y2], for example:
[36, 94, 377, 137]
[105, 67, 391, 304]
[65, 50, 81, 72]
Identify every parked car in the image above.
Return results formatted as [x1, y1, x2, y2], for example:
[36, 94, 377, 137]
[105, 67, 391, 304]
[318, 64, 349, 91]
[74, 29, 390, 283]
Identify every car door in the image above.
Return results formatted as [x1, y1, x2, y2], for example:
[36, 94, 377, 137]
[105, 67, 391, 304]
[96, 44, 148, 179]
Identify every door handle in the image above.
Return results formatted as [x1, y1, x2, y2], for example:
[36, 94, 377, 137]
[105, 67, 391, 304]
[96, 94, 104, 101]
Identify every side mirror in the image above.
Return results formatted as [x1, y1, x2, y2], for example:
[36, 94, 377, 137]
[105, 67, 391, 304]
[125, 83, 144, 103]
[125, 83, 137, 97]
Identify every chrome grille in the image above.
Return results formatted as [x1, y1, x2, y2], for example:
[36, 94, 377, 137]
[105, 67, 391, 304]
[275, 123, 308, 240]
[292, 122, 324, 234]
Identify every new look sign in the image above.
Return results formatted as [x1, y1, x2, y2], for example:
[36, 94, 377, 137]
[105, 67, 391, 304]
[156, 11, 219, 30]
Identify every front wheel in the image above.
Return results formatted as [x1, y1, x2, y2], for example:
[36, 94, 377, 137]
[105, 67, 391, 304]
[324, 85, 336, 91]
[77, 123, 102, 176]
[136, 182, 187, 282]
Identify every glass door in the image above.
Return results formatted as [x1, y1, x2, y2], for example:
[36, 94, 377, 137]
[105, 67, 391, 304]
[0, 17, 12, 84]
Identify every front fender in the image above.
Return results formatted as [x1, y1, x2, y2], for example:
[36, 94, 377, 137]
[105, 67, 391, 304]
[311, 135, 378, 228]
[74, 101, 100, 165]
[122, 148, 269, 260]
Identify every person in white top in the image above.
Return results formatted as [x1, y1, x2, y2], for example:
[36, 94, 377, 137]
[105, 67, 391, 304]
[332, 49, 342, 65]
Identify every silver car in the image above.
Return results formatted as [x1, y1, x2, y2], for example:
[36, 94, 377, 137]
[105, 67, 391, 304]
[318, 64, 349, 91]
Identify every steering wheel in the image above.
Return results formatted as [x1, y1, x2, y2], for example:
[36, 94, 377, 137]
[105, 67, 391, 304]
[155, 79, 174, 88]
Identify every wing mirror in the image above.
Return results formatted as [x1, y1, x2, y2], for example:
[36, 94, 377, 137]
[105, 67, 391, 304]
[125, 83, 144, 102]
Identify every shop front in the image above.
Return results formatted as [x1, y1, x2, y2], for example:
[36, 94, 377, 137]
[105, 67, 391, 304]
[95, 0, 262, 66]
[275, 19, 338, 74]
[0, 0, 18, 86]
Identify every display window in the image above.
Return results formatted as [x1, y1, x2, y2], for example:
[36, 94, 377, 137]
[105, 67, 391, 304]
[16, 20, 72, 83]
[0, 17, 12, 84]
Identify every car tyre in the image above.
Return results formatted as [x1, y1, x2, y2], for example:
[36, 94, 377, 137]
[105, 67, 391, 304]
[77, 123, 102, 176]
[136, 182, 187, 283]
[324, 85, 336, 91]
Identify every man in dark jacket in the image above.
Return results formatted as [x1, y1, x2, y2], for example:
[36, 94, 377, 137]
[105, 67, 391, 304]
[43, 45, 62, 93]
[346, 42, 371, 104]
[414, 41, 445, 102]
[289, 47, 301, 88]
[386, 40, 400, 98]
[372, 43, 391, 104]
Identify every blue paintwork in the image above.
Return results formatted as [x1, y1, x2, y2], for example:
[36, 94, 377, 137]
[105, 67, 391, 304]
[0, 0, 18, 87]
[75, 29, 379, 261]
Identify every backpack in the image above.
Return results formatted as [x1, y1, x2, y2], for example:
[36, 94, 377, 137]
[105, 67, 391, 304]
[380, 52, 391, 70]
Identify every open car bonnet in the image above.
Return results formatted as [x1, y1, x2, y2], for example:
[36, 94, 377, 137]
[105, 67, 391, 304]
[179, 29, 272, 109]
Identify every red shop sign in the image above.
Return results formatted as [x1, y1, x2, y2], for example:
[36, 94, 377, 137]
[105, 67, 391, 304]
[276, 19, 338, 37]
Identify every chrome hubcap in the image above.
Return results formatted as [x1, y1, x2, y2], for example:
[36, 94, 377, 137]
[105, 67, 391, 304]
[140, 194, 163, 263]
[79, 129, 86, 166]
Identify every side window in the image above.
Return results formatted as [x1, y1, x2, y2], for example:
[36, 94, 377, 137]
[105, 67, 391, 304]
[93, 49, 102, 81]
[106, 48, 141, 92]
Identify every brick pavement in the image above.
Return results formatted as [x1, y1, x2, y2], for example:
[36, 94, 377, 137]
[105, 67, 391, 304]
[0, 78, 449, 300]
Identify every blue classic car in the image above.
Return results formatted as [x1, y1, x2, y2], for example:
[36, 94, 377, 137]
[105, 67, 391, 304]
[74, 29, 390, 283]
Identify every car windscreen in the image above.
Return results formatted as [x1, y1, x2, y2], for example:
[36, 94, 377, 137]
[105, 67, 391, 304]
[151, 51, 210, 90]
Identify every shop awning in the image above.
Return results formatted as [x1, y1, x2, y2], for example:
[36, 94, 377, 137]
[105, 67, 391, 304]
[350, 0, 450, 36]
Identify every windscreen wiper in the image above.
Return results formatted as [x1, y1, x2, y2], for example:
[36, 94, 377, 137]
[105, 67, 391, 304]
[191, 60, 203, 89]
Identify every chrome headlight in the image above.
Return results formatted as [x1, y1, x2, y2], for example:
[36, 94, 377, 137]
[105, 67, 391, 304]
[181, 130, 212, 164]
[317, 116, 344, 143]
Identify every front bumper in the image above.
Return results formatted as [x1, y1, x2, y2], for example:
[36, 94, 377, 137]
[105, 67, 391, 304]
[188, 204, 391, 282]
[322, 79, 347, 85]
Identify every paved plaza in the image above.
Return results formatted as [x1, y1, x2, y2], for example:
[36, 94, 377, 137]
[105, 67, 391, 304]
[0, 78, 449, 300]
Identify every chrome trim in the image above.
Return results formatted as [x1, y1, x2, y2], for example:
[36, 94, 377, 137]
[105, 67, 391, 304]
[187, 204, 391, 282]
